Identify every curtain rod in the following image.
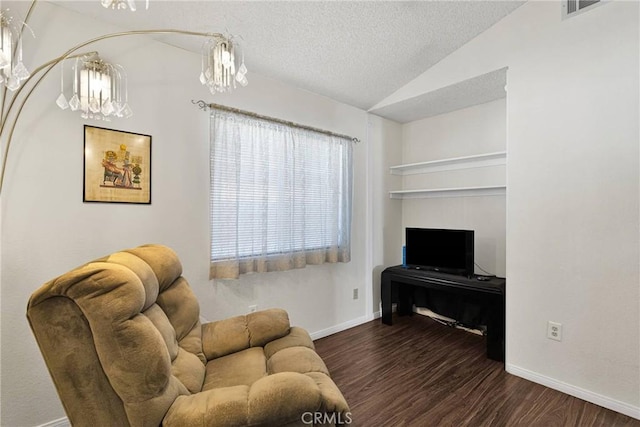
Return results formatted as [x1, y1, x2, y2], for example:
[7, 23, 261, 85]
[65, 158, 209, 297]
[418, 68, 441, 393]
[191, 100, 360, 143]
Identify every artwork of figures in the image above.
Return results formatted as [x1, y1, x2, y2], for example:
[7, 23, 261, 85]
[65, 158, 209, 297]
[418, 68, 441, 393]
[84, 126, 151, 204]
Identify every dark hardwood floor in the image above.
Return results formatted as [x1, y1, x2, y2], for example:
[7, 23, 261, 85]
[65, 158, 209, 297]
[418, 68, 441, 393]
[314, 314, 640, 427]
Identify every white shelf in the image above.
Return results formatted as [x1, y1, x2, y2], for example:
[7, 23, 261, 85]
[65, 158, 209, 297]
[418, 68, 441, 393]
[389, 151, 506, 175]
[389, 185, 506, 199]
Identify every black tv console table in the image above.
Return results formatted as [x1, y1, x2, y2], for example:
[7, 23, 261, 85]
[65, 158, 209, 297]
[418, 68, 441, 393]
[381, 265, 505, 361]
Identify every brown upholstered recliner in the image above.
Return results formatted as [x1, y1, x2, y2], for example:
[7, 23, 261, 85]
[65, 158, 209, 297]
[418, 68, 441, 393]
[27, 244, 349, 426]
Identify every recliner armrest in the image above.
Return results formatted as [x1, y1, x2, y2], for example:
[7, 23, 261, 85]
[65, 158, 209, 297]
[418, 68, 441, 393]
[202, 308, 291, 360]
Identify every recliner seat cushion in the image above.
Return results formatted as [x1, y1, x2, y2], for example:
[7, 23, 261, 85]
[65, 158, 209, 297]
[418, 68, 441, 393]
[203, 347, 267, 390]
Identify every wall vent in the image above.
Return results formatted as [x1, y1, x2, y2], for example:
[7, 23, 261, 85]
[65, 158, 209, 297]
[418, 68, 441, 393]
[563, 0, 603, 18]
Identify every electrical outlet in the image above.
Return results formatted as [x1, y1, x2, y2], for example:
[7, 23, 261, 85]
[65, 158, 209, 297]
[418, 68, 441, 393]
[547, 321, 562, 341]
[249, 305, 257, 313]
[352, 288, 359, 300]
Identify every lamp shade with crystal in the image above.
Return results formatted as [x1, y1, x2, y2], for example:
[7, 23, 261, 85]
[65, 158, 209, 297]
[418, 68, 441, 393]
[57, 54, 131, 121]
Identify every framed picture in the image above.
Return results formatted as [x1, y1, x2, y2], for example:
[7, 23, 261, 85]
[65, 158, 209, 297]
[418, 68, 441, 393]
[83, 125, 151, 204]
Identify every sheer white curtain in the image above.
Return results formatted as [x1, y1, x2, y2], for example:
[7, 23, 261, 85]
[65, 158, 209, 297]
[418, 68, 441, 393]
[209, 109, 353, 280]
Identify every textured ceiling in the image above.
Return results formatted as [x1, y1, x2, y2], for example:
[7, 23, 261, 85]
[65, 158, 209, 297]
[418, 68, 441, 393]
[370, 68, 508, 123]
[43, 1, 523, 121]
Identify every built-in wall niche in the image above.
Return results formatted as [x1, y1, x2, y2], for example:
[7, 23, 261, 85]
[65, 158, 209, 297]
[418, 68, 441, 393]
[389, 151, 506, 199]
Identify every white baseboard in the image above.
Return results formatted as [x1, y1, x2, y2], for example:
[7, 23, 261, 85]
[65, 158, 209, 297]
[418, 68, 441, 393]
[37, 417, 70, 427]
[310, 311, 380, 340]
[506, 363, 640, 420]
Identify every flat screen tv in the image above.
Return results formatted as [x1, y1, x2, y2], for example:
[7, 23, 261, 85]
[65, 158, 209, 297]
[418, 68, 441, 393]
[405, 228, 474, 277]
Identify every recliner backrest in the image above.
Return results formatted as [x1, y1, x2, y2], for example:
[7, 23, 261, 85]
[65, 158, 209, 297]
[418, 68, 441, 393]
[27, 245, 205, 427]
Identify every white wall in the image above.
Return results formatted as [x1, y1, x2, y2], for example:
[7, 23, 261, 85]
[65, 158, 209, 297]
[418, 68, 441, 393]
[0, 3, 394, 426]
[377, 0, 640, 418]
[505, 1, 639, 415]
[368, 115, 403, 312]
[400, 99, 507, 276]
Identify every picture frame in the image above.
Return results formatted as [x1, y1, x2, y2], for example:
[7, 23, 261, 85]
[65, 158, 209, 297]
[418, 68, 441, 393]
[83, 125, 152, 204]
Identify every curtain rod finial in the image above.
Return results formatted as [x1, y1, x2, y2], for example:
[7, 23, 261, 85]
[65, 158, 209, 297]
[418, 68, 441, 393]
[191, 99, 209, 111]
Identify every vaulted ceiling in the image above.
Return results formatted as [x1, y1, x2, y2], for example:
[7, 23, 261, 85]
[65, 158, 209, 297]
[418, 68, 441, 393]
[45, 1, 524, 121]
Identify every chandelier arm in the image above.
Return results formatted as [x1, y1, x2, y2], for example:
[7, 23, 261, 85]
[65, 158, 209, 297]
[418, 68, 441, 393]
[1, 29, 221, 132]
[2, 28, 221, 126]
[0, 28, 226, 194]
[20, 0, 38, 39]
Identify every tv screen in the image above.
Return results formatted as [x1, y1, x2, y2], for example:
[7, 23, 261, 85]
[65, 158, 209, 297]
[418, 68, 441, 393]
[405, 228, 474, 277]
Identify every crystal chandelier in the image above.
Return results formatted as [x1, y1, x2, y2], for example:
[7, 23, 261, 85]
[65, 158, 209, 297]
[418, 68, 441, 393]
[101, 0, 149, 11]
[200, 35, 248, 95]
[56, 54, 132, 121]
[0, 11, 31, 91]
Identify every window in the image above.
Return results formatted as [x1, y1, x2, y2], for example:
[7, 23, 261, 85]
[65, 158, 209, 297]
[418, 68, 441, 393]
[209, 108, 353, 279]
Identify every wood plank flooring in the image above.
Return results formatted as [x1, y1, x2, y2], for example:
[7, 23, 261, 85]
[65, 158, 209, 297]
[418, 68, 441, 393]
[314, 314, 640, 427]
